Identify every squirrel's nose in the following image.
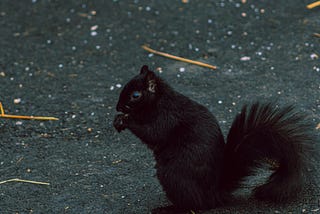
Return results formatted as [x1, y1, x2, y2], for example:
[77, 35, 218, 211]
[116, 103, 123, 112]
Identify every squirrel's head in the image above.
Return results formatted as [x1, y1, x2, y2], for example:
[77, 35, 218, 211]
[116, 65, 159, 114]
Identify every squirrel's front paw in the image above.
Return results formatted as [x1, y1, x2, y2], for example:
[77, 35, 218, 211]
[113, 114, 128, 132]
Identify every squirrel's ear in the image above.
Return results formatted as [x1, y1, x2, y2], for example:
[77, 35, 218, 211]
[140, 65, 149, 75]
[146, 70, 157, 93]
[140, 65, 156, 93]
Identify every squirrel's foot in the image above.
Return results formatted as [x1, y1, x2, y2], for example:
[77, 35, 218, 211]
[113, 114, 129, 132]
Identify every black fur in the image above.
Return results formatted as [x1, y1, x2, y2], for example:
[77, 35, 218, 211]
[221, 103, 314, 202]
[113, 65, 315, 212]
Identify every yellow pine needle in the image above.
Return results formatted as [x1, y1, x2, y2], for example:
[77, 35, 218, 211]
[0, 102, 58, 121]
[307, 1, 320, 9]
[314, 33, 320, 38]
[0, 178, 50, 186]
[142, 45, 217, 70]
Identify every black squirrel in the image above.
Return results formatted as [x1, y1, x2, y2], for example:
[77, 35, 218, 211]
[113, 65, 315, 213]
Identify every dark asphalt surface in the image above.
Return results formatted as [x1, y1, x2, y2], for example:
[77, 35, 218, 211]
[0, 0, 319, 213]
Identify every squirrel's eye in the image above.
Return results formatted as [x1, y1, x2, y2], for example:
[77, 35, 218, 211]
[131, 91, 142, 100]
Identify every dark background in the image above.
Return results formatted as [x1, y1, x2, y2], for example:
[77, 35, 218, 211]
[0, 0, 319, 213]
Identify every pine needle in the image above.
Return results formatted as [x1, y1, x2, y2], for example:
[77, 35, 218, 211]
[314, 33, 320, 38]
[0, 178, 50, 186]
[0, 102, 58, 121]
[142, 45, 217, 70]
[307, 1, 320, 9]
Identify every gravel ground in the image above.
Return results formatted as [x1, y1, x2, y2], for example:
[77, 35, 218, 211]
[0, 0, 319, 213]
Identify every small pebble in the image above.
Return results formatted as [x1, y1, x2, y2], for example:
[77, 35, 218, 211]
[116, 84, 122, 88]
[156, 67, 163, 73]
[90, 25, 98, 31]
[91, 31, 98, 36]
[179, 67, 185, 72]
[310, 53, 318, 60]
[16, 121, 23, 125]
[240, 56, 251, 61]
[14, 98, 21, 104]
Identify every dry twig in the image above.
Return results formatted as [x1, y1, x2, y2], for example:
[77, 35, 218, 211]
[0, 178, 50, 186]
[0, 102, 58, 121]
[313, 33, 320, 38]
[307, 1, 320, 9]
[142, 45, 217, 70]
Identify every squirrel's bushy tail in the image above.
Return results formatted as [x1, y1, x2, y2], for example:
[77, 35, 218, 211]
[221, 102, 314, 202]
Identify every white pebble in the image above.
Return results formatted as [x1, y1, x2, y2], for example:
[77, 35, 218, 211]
[310, 53, 318, 60]
[179, 67, 185, 72]
[16, 121, 23, 125]
[91, 31, 98, 36]
[14, 98, 21, 104]
[240, 56, 251, 61]
[110, 86, 115, 90]
[116, 84, 122, 88]
[90, 25, 98, 31]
